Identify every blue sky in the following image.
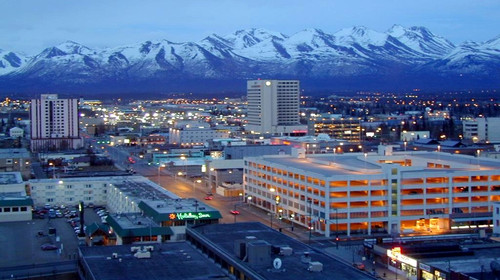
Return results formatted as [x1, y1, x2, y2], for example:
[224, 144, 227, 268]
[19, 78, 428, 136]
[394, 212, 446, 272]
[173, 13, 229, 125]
[1, 0, 499, 54]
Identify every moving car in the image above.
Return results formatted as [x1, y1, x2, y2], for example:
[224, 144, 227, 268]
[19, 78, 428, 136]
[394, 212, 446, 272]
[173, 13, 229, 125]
[204, 196, 213, 200]
[230, 210, 240, 215]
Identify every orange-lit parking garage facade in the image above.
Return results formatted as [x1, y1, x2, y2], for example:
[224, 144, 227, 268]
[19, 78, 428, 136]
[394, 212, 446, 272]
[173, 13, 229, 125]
[243, 150, 500, 237]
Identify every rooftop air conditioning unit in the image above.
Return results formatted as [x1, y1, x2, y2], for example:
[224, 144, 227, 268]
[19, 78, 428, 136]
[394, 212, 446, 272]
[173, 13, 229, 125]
[131, 246, 141, 253]
[308, 261, 323, 272]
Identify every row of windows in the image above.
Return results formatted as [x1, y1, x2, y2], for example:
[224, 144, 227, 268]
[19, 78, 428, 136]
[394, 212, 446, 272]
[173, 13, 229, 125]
[46, 197, 92, 202]
[0, 206, 28, 213]
[34, 184, 106, 190]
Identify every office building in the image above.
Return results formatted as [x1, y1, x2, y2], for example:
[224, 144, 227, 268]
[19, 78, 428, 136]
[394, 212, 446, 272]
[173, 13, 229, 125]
[462, 117, 500, 143]
[30, 94, 83, 152]
[310, 118, 362, 142]
[169, 122, 231, 146]
[243, 146, 500, 237]
[246, 80, 307, 135]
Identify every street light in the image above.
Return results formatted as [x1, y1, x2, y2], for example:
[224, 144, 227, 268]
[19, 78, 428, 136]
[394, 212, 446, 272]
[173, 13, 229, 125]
[180, 155, 187, 178]
[308, 198, 312, 243]
[157, 164, 165, 185]
[334, 208, 339, 249]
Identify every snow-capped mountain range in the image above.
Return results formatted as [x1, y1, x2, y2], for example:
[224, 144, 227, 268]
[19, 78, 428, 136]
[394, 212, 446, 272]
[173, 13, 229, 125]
[1, 25, 499, 95]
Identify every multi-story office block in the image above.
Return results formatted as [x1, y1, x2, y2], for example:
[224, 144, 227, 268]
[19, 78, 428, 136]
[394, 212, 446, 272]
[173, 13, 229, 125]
[169, 127, 230, 146]
[310, 118, 361, 142]
[246, 80, 307, 135]
[30, 94, 83, 152]
[244, 146, 500, 237]
[462, 117, 500, 143]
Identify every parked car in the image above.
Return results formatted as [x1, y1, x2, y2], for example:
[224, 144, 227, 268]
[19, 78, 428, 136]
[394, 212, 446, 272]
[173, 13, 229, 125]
[353, 262, 365, 270]
[230, 210, 240, 215]
[41, 243, 58, 251]
[204, 196, 213, 200]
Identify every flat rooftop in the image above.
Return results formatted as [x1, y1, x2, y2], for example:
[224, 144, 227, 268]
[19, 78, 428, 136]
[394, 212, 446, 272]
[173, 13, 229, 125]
[111, 178, 178, 201]
[79, 242, 230, 280]
[189, 222, 373, 280]
[246, 151, 500, 178]
[0, 148, 30, 158]
[0, 172, 23, 185]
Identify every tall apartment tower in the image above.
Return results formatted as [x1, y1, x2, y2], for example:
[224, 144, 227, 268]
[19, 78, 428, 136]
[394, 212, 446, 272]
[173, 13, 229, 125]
[30, 94, 83, 152]
[246, 79, 307, 135]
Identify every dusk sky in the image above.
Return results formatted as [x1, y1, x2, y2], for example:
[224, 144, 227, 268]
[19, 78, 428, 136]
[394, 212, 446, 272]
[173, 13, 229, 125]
[1, 0, 499, 55]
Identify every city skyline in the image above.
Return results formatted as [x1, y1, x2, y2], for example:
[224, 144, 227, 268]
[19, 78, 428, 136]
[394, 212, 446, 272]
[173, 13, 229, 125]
[1, 0, 500, 54]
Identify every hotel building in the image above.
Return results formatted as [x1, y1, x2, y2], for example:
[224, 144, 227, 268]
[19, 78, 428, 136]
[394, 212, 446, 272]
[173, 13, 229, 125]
[246, 79, 307, 135]
[28, 176, 221, 242]
[243, 146, 500, 237]
[30, 94, 83, 152]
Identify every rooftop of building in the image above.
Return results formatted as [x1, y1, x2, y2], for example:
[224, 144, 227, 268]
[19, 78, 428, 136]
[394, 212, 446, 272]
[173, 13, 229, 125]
[111, 178, 178, 201]
[377, 237, 500, 279]
[0, 148, 30, 158]
[245, 150, 500, 178]
[139, 198, 221, 222]
[79, 242, 230, 280]
[0, 172, 23, 185]
[106, 213, 173, 237]
[271, 134, 347, 143]
[188, 222, 372, 280]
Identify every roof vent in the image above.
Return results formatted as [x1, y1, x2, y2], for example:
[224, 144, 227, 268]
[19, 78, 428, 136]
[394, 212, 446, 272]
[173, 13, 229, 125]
[300, 252, 311, 263]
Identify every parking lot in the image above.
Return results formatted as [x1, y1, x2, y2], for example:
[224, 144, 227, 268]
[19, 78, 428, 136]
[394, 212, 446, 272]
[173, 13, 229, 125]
[0, 208, 103, 268]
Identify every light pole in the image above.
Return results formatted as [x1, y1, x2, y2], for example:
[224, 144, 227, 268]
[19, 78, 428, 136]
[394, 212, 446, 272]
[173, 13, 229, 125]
[308, 198, 312, 243]
[270, 188, 276, 229]
[157, 164, 165, 185]
[180, 155, 187, 178]
[334, 208, 339, 249]
[194, 179, 202, 192]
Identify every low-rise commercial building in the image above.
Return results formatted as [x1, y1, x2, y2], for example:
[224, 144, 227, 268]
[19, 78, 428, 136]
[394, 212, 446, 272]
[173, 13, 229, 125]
[0, 148, 31, 180]
[0, 172, 32, 222]
[29, 175, 220, 242]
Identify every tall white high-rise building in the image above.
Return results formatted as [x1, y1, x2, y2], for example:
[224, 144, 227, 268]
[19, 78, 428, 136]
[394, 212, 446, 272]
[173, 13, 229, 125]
[30, 94, 83, 152]
[246, 79, 307, 135]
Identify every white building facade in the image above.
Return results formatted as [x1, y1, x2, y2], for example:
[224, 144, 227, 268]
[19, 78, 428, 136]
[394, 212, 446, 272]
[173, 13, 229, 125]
[30, 94, 83, 152]
[246, 80, 307, 135]
[29, 177, 110, 207]
[494, 202, 500, 236]
[169, 127, 230, 146]
[462, 117, 500, 143]
[244, 148, 500, 237]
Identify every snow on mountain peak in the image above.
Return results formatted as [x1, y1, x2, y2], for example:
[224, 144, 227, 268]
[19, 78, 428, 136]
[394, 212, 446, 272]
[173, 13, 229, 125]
[334, 26, 388, 46]
[387, 25, 454, 56]
[388, 24, 406, 37]
[281, 28, 338, 55]
[223, 28, 286, 49]
[483, 35, 500, 49]
[55, 41, 93, 55]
